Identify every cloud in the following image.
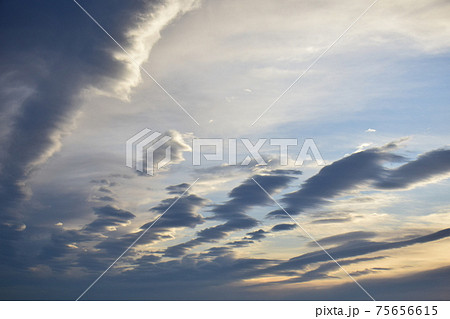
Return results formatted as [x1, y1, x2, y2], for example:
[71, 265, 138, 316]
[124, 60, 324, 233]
[257, 256, 386, 285]
[95, 196, 116, 202]
[244, 229, 268, 241]
[271, 223, 298, 232]
[349, 267, 391, 277]
[74, 228, 450, 300]
[268, 143, 403, 217]
[90, 186, 208, 259]
[141, 130, 191, 175]
[261, 228, 450, 276]
[166, 183, 191, 194]
[0, 0, 198, 222]
[2, 0, 450, 301]
[201, 247, 233, 257]
[141, 193, 207, 229]
[270, 169, 303, 175]
[162, 173, 296, 257]
[374, 149, 450, 189]
[268, 144, 450, 218]
[37, 183, 206, 265]
[38, 229, 93, 261]
[226, 240, 254, 248]
[84, 205, 135, 233]
[163, 216, 262, 257]
[164, 240, 200, 258]
[212, 174, 296, 220]
[310, 217, 353, 224]
[98, 187, 113, 194]
[309, 231, 377, 247]
[38, 204, 136, 262]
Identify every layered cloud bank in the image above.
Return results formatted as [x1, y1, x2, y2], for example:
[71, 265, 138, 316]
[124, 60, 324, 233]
[0, 0, 198, 222]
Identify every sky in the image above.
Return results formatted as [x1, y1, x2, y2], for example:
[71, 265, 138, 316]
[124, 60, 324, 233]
[0, 0, 450, 300]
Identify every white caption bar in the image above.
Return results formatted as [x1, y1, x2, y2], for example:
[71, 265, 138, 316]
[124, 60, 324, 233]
[2, 301, 449, 319]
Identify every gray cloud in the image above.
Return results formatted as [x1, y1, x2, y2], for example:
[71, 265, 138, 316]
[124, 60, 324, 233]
[308, 231, 377, 247]
[261, 228, 450, 276]
[310, 217, 353, 224]
[163, 173, 296, 257]
[75, 228, 450, 300]
[226, 240, 254, 248]
[268, 145, 450, 218]
[374, 149, 450, 189]
[212, 174, 296, 220]
[256, 256, 386, 286]
[268, 145, 401, 218]
[84, 205, 135, 233]
[0, 1, 144, 215]
[244, 229, 268, 241]
[0, 0, 198, 235]
[141, 193, 207, 229]
[271, 223, 298, 232]
[166, 183, 190, 194]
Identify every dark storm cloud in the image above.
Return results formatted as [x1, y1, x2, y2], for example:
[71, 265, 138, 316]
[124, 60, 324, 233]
[268, 145, 450, 218]
[0, 0, 160, 217]
[0, 0, 201, 274]
[271, 223, 298, 232]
